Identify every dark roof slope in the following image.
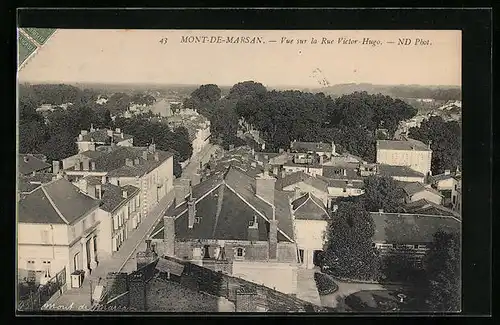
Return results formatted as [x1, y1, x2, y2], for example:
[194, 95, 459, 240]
[378, 164, 425, 178]
[371, 212, 461, 244]
[398, 182, 442, 197]
[404, 199, 461, 218]
[18, 178, 100, 224]
[100, 183, 140, 213]
[18, 154, 51, 175]
[292, 193, 329, 221]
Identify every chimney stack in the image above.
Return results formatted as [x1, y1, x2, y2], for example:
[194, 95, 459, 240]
[78, 134, 83, 141]
[188, 197, 196, 229]
[81, 130, 88, 136]
[101, 176, 107, 184]
[90, 161, 96, 171]
[268, 218, 278, 260]
[90, 124, 95, 132]
[52, 161, 60, 174]
[107, 129, 113, 137]
[332, 204, 338, 213]
[74, 159, 81, 171]
[378, 209, 384, 214]
[444, 170, 451, 175]
[294, 187, 302, 201]
[331, 141, 336, 155]
[163, 215, 176, 256]
[122, 190, 128, 199]
[142, 151, 148, 161]
[248, 216, 259, 242]
[134, 158, 140, 165]
[343, 169, 347, 177]
[154, 152, 159, 161]
[256, 166, 276, 206]
[121, 132, 124, 139]
[115, 128, 121, 134]
[95, 184, 102, 199]
[319, 155, 324, 165]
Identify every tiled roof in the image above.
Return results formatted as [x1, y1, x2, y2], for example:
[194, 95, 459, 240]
[377, 164, 425, 178]
[371, 212, 461, 244]
[398, 182, 443, 197]
[430, 173, 456, 183]
[18, 178, 100, 224]
[67, 146, 173, 177]
[292, 193, 329, 221]
[322, 178, 364, 189]
[100, 183, 140, 213]
[291, 141, 332, 153]
[377, 139, 430, 151]
[277, 171, 310, 190]
[153, 166, 294, 242]
[18, 174, 55, 193]
[404, 199, 461, 218]
[78, 129, 133, 143]
[18, 154, 51, 175]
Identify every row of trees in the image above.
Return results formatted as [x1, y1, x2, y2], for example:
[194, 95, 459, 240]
[19, 84, 191, 178]
[183, 81, 418, 161]
[324, 175, 461, 312]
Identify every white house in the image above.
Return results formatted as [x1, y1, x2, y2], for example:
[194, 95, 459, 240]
[291, 193, 330, 269]
[399, 182, 443, 205]
[376, 138, 432, 176]
[17, 177, 103, 287]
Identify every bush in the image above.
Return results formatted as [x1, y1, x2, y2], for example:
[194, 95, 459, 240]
[313, 272, 338, 295]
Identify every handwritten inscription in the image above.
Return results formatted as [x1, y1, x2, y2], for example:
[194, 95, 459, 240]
[164, 35, 434, 47]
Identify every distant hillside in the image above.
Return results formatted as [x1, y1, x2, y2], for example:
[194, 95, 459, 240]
[308, 83, 461, 101]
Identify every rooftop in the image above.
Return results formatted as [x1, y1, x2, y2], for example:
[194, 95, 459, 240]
[398, 182, 443, 197]
[77, 128, 134, 143]
[378, 164, 425, 178]
[371, 211, 461, 244]
[292, 193, 329, 221]
[18, 178, 100, 224]
[322, 165, 363, 181]
[18, 154, 51, 175]
[377, 138, 431, 151]
[99, 182, 140, 213]
[18, 173, 55, 193]
[404, 199, 461, 218]
[152, 166, 294, 242]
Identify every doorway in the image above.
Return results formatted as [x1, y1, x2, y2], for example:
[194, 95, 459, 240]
[313, 250, 324, 267]
[85, 239, 91, 270]
[93, 236, 98, 264]
[298, 249, 305, 264]
[73, 252, 80, 271]
[203, 245, 211, 259]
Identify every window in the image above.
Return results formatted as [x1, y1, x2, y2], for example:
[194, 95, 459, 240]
[343, 188, 347, 193]
[42, 260, 51, 277]
[372, 243, 376, 248]
[70, 226, 76, 239]
[298, 249, 304, 264]
[113, 216, 118, 230]
[236, 248, 244, 257]
[414, 245, 419, 249]
[27, 260, 35, 269]
[82, 219, 87, 231]
[41, 230, 49, 244]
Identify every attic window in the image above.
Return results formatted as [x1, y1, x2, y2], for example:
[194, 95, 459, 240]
[194, 216, 202, 224]
[236, 248, 244, 257]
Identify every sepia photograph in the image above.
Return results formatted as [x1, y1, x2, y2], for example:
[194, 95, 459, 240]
[16, 27, 465, 314]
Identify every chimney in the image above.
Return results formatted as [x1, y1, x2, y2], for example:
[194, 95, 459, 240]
[90, 161, 96, 171]
[163, 215, 176, 256]
[115, 128, 121, 134]
[125, 158, 134, 167]
[268, 219, 278, 260]
[378, 209, 384, 213]
[142, 151, 148, 161]
[256, 165, 277, 206]
[154, 152, 159, 161]
[121, 132, 124, 139]
[90, 124, 95, 132]
[331, 141, 336, 155]
[122, 190, 128, 199]
[78, 134, 83, 141]
[145, 239, 152, 253]
[134, 158, 140, 165]
[82, 158, 90, 171]
[444, 170, 451, 175]
[81, 130, 88, 136]
[294, 187, 302, 201]
[319, 155, 324, 165]
[332, 204, 338, 213]
[188, 197, 196, 229]
[95, 184, 102, 199]
[279, 148, 284, 154]
[248, 216, 259, 242]
[101, 176, 107, 184]
[428, 140, 432, 149]
[52, 161, 60, 174]
[107, 129, 113, 137]
[74, 159, 81, 171]
[343, 169, 347, 177]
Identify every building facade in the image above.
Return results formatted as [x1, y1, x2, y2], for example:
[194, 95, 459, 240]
[376, 138, 432, 176]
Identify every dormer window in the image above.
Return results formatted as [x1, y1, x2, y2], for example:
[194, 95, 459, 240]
[234, 247, 246, 259]
[194, 216, 202, 224]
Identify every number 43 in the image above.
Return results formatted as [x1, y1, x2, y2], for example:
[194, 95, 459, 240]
[159, 38, 168, 44]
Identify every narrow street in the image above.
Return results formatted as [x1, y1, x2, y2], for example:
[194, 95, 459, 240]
[46, 143, 218, 310]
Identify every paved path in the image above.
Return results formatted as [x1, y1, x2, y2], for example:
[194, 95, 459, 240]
[181, 143, 219, 179]
[295, 269, 321, 306]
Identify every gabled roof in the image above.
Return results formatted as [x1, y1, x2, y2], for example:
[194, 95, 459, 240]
[371, 211, 461, 244]
[398, 182, 443, 197]
[18, 154, 51, 175]
[291, 193, 329, 221]
[377, 164, 425, 178]
[429, 173, 457, 183]
[99, 183, 140, 213]
[18, 178, 100, 224]
[404, 199, 461, 218]
[322, 165, 363, 181]
[151, 166, 294, 242]
[291, 141, 332, 153]
[377, 138, 431, 151]
[277, 171, 310, 190]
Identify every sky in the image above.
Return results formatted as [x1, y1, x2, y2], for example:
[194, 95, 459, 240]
[18, 29, 461, 88]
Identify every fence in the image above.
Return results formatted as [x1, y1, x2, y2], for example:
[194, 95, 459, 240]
[17, 267, 67, 311]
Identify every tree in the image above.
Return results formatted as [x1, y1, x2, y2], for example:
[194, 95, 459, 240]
[191, 84, 221, 103]
[422, 230, 461, 312]
[324, 201, 380, 280]
[362, 175, 405, 213]
[227, 80, 267, 101]
[408, 116, 461, 175]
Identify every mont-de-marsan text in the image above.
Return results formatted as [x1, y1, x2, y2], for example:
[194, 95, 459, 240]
[180, 36, 264, 44]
